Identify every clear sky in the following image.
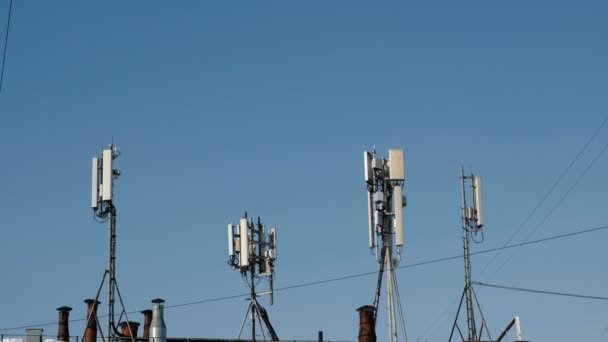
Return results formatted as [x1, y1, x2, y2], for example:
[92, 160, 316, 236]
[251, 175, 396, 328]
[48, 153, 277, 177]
[0, 1, 607, 341]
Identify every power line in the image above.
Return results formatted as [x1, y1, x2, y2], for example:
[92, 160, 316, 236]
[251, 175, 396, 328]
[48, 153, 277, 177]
[484, 135, 608, 283]
[0, 0, 14, 95]
[478, 117, 608, 278]
[1, 224, 607, 332]
[473, 281, 608, 301]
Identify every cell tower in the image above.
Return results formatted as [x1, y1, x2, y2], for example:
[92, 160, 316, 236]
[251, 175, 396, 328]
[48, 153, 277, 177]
[88, 144, 135, 342]
[227, 213, 279, 342]
[364, 148, 407, 342]
[448, 167, 490, 342]
[450, 168, 527, 342]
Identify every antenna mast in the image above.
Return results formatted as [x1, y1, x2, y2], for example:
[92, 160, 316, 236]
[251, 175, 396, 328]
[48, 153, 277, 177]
[449, 166, 490, 342]
[364, 148, 407, 342]
[227, 213, 279, 342]
[89, 145, 135, 342]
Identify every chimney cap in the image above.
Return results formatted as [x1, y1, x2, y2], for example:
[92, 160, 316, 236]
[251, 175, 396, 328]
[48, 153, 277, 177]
[357, 305, 375, 312]
[57, 306, 73, 312]
[84, 299, 101, 304]
[151, 298, 165, 304]
[119, 321, 141, 328]
[141, 309, 152, 314]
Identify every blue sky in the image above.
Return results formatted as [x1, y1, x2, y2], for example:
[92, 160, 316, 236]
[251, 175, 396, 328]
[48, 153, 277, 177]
[0, 1, 607, 341]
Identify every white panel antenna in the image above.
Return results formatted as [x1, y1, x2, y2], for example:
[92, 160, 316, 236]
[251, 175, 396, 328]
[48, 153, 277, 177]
[474, 176, 484, 228]
[239, 218, 249, 268]
[101, 149, 113, 202]
[270, 228, 277, 260]
[91, 158, 99, 209]
[364, 151, 373, 183]
[388, 149, 405, 181]
[227, 224, 235, 257]
[394, 185, 404, 247]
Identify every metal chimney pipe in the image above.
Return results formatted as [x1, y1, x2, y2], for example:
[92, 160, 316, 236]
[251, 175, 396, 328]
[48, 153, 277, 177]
[141, 310, 153, 338]
[57, 306, 72, 342]
[119, 321, 140, 342]
[84, 299, 100, 342]
[150, 299, 166, 342]
[357, 305, 376, 342]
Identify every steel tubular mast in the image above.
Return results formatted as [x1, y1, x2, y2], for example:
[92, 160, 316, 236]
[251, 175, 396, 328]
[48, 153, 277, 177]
[90, 145, 135, 342]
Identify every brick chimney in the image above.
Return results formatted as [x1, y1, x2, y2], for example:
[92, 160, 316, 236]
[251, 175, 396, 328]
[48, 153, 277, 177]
[357, 305, 376, 342]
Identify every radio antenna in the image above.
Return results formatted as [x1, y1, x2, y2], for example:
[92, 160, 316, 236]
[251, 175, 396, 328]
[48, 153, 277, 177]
[227, 213, 279, 342]
[364, 148, 407, 342]
[88, 144, 134, 342]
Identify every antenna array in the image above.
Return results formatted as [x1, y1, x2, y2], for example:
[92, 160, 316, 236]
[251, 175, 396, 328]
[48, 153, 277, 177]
[89, 145, 135, 342]
[227, 213, 279, 342]
[449, 167, 489, 342]
[364, 148, 407, 342]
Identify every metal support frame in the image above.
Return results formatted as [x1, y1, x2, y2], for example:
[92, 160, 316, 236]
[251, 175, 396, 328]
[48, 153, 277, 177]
[449, 167, 491, 342]
[231, 214, 279, 342]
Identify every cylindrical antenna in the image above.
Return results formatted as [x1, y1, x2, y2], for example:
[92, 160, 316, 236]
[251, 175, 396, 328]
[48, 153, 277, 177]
[239, 218, 250, 268]
[393, 185, 404, 247]
[473, 176, 484, 228]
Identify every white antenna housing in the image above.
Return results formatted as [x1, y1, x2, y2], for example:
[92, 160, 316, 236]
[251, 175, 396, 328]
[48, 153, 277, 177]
[367, 193, 375, 248]
[364, 151, 373, 183]
[388, 149, 405, 181]
[101, 149, 113, 202]
[91, 158, 99, 209]
[239, 218, 249, 268]
[227, 224, 235, 257]
[394, 185, 404, 247]
[474, 176, 484, 228]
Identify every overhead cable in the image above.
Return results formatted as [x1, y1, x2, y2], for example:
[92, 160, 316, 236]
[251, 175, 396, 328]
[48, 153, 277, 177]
[1, 224, 607, 332]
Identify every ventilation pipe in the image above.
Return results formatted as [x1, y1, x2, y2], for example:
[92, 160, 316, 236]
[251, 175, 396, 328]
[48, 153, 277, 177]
[141, 310, 153, 338]
[57, 306, 72, 342]
[357, 305, 376, 342]
[119, 321, 140, 342]
[150, 299, 166, 342]
[84, 299, 100, 342]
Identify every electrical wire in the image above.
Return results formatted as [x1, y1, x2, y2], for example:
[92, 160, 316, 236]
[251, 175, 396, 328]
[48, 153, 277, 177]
[0, 0, 14, 95]
[473, 281, 608, 301]
[477, 117, 607, 278]
[483, 136, 608, 283]
[1, 223, 607, 332]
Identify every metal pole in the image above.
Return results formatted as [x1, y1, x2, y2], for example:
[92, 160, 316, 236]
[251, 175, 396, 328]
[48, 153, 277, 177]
[251, 266, 256, 342]
[460, 167, 476, 341]
[108, 206, 117, 342]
